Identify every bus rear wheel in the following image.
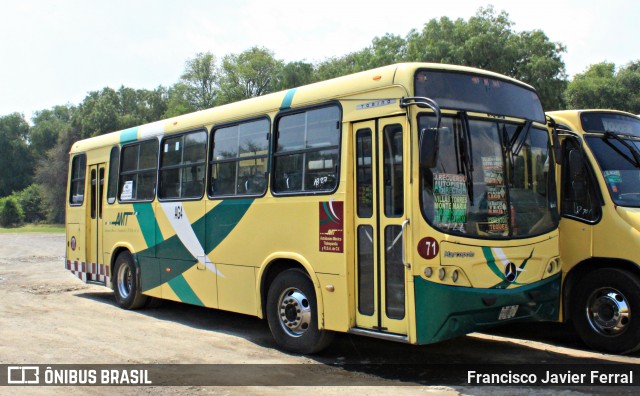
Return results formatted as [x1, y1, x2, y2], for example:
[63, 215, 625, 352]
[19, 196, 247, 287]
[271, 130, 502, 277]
[113, 251, 147, 310]
[571, 268, 640, 354]
[266, 269, 333, 354]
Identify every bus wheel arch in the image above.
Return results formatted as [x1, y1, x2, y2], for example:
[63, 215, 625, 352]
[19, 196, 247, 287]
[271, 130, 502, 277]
[259, 258, 333, 354]
[566, 261, 640, 354]
[112, 250, 147, 310]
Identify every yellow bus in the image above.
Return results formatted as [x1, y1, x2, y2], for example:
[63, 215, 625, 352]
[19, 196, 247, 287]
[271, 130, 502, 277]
[548, 109, 640, 354]
[66, 63, 561, 353]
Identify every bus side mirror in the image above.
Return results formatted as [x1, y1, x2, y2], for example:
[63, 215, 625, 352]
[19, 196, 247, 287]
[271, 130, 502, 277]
[420, 127, 440, 169]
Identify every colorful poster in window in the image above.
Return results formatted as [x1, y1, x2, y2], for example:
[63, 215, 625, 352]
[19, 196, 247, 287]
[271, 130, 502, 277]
[319, 200, 344, 253]
[481, 156, 508, 234]
[433, 173, 468, 230]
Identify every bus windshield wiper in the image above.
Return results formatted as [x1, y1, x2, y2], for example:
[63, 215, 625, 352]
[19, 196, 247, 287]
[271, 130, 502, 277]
[603, 131, 640, 168]
[458, 111, 474, 205]
[508, 120, 532, 156]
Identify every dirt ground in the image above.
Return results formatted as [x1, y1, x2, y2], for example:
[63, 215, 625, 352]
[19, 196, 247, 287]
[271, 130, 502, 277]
[1, 233, 639, 395]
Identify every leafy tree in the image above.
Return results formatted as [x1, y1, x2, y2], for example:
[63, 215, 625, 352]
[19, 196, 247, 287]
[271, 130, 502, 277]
[618, 61, 640, 113]
[218, 47, 283, 104]
[278, 61, 315, 90]
[0, 113, 33, 196]
[0, 197, 24, 227]
[566, 61, 640, 113]
[180, 52, 219, 110]
[314, 6, 567, 109]
[12, 184, 46, 223]
[405, 6, 567, 109]
[35, 127, 81, 224]
[29, 105, 73, 155]
[163, 82, 196, 118]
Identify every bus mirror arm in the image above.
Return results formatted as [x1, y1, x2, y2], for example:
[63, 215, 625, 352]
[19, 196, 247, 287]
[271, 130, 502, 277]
[401, 97, 442, 169]
[546, 115, 562, 164]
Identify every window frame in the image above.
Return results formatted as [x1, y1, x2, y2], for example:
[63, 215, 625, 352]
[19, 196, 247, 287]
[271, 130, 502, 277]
[117, 138, 159, 203]
[107, 146, 119, 204]
[271, 102, 342, 197]
[69, 154, 87, 206]
[158, 129, 208, 202]
[208, 116, 271, 199]
[560, 135, 603, 224]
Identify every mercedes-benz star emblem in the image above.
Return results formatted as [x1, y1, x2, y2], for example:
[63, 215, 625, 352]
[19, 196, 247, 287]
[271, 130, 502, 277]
[504, 262, 518, 283]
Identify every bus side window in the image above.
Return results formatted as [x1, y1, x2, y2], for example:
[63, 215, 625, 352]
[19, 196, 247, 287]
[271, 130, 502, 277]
[273, 106, 341, 195]
[561, 140, 599, 221]
[69, 154, 86, 206]
[107, 146, 119, 204]
[119, 140, 158, 202]
[209, 118, 269, 197]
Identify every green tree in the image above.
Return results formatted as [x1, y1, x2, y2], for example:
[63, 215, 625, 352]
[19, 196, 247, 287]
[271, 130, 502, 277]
[316, 6, 567, 109]
[0, 196, 24, 227]
[35, 127, 81, 224]
[163, 82, 196, 118]
[218, 47, 283, 104]
[29, 105, 73, 155]
[180, 52, 219, 110]
[13, 184, 46, 223]
[566, 61, 640, 113]
[0, 113, 33, 196]
[278, 61, 315, 90]
[405, 6, 567, 109]
[565, 62, 622, 110]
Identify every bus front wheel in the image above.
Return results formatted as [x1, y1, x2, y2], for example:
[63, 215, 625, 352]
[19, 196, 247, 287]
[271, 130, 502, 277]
[571, 268, 640, 354]
[113, 251, 147, 310]
[266, 269, 333, 354]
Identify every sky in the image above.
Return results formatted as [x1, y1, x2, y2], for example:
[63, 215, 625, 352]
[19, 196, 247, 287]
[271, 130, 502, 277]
[1, 0, 638, 120]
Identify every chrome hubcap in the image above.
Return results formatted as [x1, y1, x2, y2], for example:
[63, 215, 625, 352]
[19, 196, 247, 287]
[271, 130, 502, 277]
[117, 264, 133, 299]
[277, 287, 311, 337]
[586, 287, 630, 336]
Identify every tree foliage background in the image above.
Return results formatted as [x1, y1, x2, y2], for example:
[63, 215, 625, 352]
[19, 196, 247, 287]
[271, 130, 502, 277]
[0, 6, 638, 224]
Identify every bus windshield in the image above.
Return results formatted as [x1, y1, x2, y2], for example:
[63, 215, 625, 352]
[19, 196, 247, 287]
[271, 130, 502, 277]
[420, 114, 558, 238]
[586, 134, 640, 207]
[414, 70, 545, 123]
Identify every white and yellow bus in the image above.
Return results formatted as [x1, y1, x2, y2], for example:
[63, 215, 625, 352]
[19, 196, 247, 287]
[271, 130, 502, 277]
[548, 109, 640, 354]
[66, 63, 561, 353]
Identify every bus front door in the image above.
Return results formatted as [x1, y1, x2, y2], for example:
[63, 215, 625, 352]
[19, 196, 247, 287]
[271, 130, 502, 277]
[86, 163, 105, 284]
[353, 117, 409, 336]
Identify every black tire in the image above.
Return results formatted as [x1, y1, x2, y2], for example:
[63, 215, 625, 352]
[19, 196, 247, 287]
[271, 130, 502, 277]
[113, 251, 147, 310]
[266, 269, 334, 354]
[571, 268, 640, 354]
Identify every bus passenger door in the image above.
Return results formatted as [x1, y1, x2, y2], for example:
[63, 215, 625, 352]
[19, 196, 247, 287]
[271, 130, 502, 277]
[86, 163, 106, 283]
[353, 117, 409, 336]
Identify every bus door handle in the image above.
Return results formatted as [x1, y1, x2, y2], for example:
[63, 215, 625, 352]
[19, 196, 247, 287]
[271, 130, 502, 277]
[401, 218, 411, 269]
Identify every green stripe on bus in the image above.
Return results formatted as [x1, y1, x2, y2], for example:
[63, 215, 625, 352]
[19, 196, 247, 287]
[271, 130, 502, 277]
[481, 247, 506, 282]
[203, 198, 254, 254]
[120, 127, 138, 144]
[133, 203, 164, 249]
[280, 88, 297, 110]
[168, 274, 203, 306]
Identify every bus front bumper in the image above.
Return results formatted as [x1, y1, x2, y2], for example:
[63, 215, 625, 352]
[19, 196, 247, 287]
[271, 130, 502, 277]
[413, 273, 561, 344]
